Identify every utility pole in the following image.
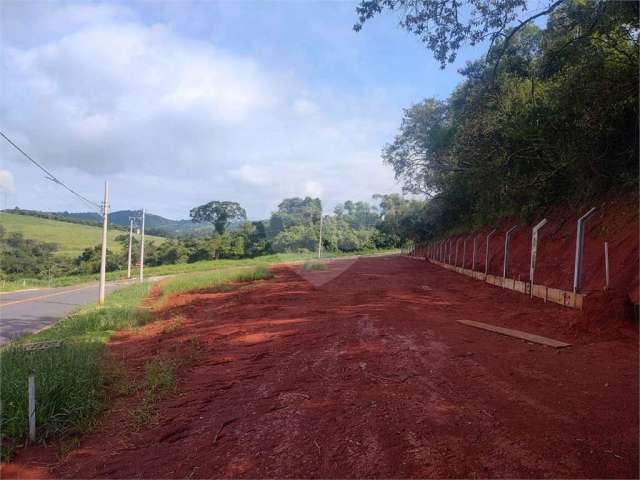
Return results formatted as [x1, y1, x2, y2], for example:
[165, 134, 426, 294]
[139, 208, 145, 283]
[98, 180, 109, 305]
[317, 211, 323, 259]
[127, 218, 134, 279]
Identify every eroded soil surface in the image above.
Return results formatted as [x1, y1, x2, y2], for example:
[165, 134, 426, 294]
[6, 256, 639, 478]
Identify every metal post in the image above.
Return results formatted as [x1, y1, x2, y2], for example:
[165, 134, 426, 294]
[530, 218, 548, 290]
[485, 229, 496, 275]
[127, 219, 133, 280]
[604, 241, 609, 290]
[454, 238, 460, 266]
[573, 207, 597, 293]
[448, 239, 453, 264]
[462, 238, 467, 269]
[503, 225, 518, 279]
[98, 180, 109, 305]
[139, 208, 146, 283]
[28, 375, 36, 442]
[472, 236, 478, 271]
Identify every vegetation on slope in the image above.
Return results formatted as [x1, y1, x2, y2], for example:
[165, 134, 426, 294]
[0, 212, 166, 258]
[363, 1, 638, 241]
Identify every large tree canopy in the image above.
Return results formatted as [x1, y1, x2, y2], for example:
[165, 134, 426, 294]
[190, 201, 247, 234]
[381, 0, 638, 239]
[267, 197, 322, 238]
[354, 0, 638, 68]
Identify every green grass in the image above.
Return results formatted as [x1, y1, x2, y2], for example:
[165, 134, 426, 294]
[303, 260, 327, 271]
[0, 264, 274, 460]
[0, 283, 152, 460]
[158, 266, 271, 303]
[130, 355, 179, 429]
[0, 250, 399, 292]
[0, 212, 166, 258]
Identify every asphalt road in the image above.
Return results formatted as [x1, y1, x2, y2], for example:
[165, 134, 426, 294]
[0, 282, 124, 345]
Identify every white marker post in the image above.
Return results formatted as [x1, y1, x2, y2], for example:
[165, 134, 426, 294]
[484, 229, 497, 275]
[530, 218, 549, 295]
[28, 375, 36, 442]
[573, 207, 597, 293]
[454, 238, 460, 266]
[503, 225, 518, 279]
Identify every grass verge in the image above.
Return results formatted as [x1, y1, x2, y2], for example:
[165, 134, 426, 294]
[0, 264, 273, 460]
[0, 283, 152, 460]
[158, 266, 271, 304]
[303, 260, 327, 271]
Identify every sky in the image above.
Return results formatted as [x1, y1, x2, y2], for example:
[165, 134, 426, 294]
[0, 0, 486, 220]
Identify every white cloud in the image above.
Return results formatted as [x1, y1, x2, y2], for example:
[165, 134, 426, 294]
[229, 164, 273, 187]
[1, 2, 401, 218]
[0, 170, 16, 193]
[304, 180, 324, 198]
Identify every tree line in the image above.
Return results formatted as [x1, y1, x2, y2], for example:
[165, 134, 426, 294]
[0, 194, 413, 281]
[357, 0, 638, 241]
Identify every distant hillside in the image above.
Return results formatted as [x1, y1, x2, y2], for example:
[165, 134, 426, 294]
[0, 212, 167, 258]
[2, 208, 218, 236]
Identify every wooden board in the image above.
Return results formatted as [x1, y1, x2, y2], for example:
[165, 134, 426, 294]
[457, 319, 571, 348]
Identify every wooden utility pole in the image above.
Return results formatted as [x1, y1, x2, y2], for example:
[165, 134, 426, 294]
[139, 208, 146, 283]
[127, 218, 134, 279]
[98, 180, 109, 305]
[317, 212, 323, 259]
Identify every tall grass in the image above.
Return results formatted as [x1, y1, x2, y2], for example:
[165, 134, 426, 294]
[159, 266, 271, 302]
[0, 283, 152, 460]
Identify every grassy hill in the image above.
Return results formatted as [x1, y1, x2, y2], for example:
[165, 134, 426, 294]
[0, 212, 166, 258]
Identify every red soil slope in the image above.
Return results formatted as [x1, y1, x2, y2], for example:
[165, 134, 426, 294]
[4, 257, 637, 478]
[427, 192, 638, 324]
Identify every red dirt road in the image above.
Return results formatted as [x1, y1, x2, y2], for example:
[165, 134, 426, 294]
[12, 256, 640, 478]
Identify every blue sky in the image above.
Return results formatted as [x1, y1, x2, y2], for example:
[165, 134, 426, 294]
[0, 0, 486, 220]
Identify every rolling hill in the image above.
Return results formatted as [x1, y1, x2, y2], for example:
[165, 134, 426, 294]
[0, 212, 167, 258]
[40, 209, 217, 236]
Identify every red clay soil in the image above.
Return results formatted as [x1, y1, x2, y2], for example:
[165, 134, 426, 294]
[4, 256, 639, 478]
[421, 192, 639, 322]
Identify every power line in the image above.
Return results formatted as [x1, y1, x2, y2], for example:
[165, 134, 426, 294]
[0, 130, 102, 212]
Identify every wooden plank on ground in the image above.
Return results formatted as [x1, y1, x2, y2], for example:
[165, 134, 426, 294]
[457, 319, 571, 348]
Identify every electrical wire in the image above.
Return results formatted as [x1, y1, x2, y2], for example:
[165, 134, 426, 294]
[0, 130, 102, 212]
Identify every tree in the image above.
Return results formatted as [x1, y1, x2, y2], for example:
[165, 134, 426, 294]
[374, 0, 638, 241]
[190, 201, 247, 235]
[334, 200, 380, 229]
[352, 0, 623, 68]
[267, 197, 322, 238]
[382, 99, 453, 196]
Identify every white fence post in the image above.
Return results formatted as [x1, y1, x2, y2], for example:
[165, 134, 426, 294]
[28, 374, 36, 442]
